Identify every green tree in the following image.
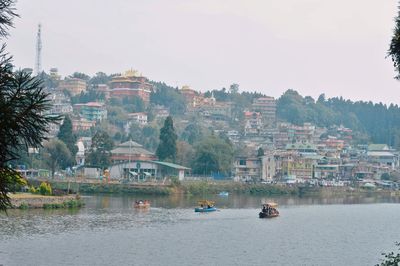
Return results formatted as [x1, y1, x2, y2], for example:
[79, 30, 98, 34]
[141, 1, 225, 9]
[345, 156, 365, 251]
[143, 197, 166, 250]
[192, 135, 234, 175]
[377, 242, 400, 266]
[86, 131, 114, 169]
[389, 4, 400, 79]
[150, 81, 186, 115]
[89, 72, 110, 86]
[43, 139, 72, 178]
[57, 115, 78, 161]
[0, 1, 60, 211]
[257, 147, 265, 157]
[181, 123, 203, 145]
[229, 83, 239, 94]
[176, 141, 194, 167]
[70, 72, 90, 81]
[156, 116, 177, 162]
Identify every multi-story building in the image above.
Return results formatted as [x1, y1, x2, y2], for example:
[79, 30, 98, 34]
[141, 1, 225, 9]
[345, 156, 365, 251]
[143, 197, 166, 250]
[243, 111, 262, 136]
[367, 144, 398, 169]
[153, 105, 170, 119]
[201, 102, 232, 121]
[74, 102, 107, 121]
[44, 91, 73, 116]
[234, 152, 277, 181]
[109, 70, 153, 103]
[71, 119, 96, 131]
[59, 78, 87, 96]
[180, 85, 200, 108]
[233, 156, 262, 181]
[252, 97, 276, 124]
[95, 84, 110, 99]
[128, 112, 148, 126]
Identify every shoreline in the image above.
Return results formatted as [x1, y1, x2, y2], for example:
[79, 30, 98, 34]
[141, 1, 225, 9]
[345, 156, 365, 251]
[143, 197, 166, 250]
[43, 180, 400, 197]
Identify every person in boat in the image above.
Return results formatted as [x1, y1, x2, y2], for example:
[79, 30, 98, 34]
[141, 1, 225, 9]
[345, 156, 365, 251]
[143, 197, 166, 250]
[262, 204, 267, 213]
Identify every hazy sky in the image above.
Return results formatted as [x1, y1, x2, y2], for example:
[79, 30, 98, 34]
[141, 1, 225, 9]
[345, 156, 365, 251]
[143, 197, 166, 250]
[6, 0, 400, 104]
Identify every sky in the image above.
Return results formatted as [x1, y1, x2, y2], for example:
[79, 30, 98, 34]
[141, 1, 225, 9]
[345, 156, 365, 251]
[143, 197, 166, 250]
[6, 0, 400, 104]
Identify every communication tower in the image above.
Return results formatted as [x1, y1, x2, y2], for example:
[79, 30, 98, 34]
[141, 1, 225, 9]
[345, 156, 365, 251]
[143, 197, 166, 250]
[35, 24, 42, 76]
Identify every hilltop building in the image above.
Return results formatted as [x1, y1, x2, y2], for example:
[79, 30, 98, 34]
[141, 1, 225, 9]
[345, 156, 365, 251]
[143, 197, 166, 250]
[252, 97, 276, 124]
[109, 70, 153, 103]
[59, 77, 87, 96]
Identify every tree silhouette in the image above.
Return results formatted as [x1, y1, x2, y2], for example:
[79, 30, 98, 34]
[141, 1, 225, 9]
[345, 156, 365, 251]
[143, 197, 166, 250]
[389, 4, 400, 79]
[0, 0, 59, 211]
[156, 116, 177, 162]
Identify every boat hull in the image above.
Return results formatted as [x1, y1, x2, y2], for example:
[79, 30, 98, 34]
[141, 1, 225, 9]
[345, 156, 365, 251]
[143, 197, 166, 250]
[195, 207, 217, 212]
[134, 203, 150, 208]
[259, 212, 279, 218]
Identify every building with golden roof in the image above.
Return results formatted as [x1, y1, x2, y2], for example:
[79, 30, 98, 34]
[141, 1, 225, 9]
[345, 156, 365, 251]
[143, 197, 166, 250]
[110, 69, 153, 103]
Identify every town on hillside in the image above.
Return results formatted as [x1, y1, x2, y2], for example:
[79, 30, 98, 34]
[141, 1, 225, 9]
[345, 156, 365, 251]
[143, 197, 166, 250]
[15, 68, 400, 190]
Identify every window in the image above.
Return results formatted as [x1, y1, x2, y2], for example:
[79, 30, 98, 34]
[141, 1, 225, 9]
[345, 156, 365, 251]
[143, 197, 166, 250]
[239, 160, 246, 166]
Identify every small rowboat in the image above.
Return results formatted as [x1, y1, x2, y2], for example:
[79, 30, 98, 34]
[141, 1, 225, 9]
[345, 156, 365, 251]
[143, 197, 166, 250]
[195, 200, 217, 212]
[134, 200, 150, 208]
[259, 211, 279, 218]
[195, 206, 217, 212]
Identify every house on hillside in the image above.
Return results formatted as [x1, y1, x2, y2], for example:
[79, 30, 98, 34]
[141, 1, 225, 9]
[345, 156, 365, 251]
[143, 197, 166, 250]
[110, 140, 157, 163]
[367, 144, 398, 169]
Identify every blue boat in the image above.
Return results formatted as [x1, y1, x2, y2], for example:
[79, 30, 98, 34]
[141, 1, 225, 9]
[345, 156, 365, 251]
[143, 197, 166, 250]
[218, 191, 229, 197]
[195, 206, 217, 212]
[195, 200, 217, 212]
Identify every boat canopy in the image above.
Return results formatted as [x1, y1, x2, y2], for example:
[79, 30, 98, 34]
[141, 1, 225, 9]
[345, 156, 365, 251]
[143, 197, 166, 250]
[263, 202, 278, 208]
[198, 200, 215, 205]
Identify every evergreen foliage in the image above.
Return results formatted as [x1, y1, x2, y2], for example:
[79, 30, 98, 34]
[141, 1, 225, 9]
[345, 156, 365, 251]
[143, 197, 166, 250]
[257, 147, 264, 157]
[86, 131, 114, 169]
[389, 4, 400, 79]
[43, 139, 72, 178]
[192, 135, 234, 175]
[377, 242, 400, 266]
[0, 0, 60, 210]
[156, 116, 177, 162]
[150, 81, 186, 115]
[181, 123, 203, 145]
[39, 182, 52, 196]
[70, 89, 105, 104]
[57, 115, 78, 160]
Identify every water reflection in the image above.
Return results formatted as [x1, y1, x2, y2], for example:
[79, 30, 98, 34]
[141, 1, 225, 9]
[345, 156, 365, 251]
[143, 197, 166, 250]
[1, 194, 400, 266]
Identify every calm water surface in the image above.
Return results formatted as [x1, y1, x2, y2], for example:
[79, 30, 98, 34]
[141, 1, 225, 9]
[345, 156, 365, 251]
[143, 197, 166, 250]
[1, 194, 400, 266]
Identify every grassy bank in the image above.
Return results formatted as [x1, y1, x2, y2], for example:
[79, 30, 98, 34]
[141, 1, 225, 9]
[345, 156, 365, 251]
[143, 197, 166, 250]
[48, 181, 173, 196]
[180, 181, 299, 196]
[44, 180, 400, 197]
[9, 193, 84, 209]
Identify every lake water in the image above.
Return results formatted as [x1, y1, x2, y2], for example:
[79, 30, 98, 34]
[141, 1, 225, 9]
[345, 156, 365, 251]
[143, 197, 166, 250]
[1, 194, 400, 266]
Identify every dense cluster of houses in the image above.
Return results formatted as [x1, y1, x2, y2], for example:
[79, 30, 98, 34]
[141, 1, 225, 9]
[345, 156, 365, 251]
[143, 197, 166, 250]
[41, 68, 400, 185]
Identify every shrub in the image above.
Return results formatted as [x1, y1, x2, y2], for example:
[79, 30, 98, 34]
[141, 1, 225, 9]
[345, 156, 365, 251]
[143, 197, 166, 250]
[39, 182, 52, 196]
[28, 186, 37, 194]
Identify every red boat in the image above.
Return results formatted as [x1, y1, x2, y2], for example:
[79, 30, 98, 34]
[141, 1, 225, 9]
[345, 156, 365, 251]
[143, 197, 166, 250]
[134, 200, 150, 208]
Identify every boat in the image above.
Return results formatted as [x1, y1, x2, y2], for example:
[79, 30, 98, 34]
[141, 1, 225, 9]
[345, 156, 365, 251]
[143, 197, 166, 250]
[218, 191, 229, 197]
[134, 200, 150, 208]
[194, 200, 217, 212]
[259, 202, 279, 218]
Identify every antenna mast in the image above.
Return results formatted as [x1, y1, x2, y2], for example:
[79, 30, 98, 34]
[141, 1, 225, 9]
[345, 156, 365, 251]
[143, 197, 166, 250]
[35, 24, 42, 76]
